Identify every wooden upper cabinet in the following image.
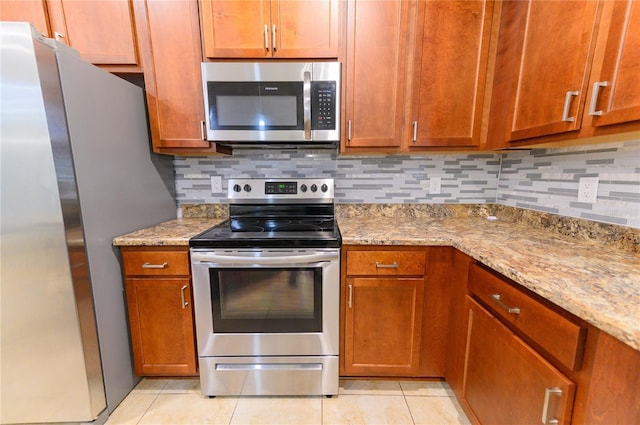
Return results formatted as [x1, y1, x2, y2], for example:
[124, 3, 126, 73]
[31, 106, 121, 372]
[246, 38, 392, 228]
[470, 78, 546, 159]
[342, 0, 412, 152]
[1, 0, 141, 70]
[487, 0, 601, 147]
[0, 1, 50, 36]
[406, 0, 496, 149]
[138, 0, 222, 154]
[587, 0, 640, 131]
[200, 0, 340, 59]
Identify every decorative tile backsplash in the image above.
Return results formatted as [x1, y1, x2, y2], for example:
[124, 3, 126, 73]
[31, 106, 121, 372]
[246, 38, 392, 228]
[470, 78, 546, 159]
[174, 139, 640, 228]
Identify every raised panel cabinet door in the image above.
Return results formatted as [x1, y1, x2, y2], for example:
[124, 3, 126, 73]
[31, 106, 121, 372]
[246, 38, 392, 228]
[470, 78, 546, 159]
[142, 0, 211, 150]
[408, 0, 494, 148]
[588, 0, 640, 128]
[464, 297, 576, 425]
[0, 0, 50, 37]
[46, 0, 139, 65]
[125, 277, 197, 376]
[503, 0, 600, 142]
[342, 0, 412, 151]
[270, 0, 340, 58]
[200, 0, 271, 58]
[343, 277, 424, 376]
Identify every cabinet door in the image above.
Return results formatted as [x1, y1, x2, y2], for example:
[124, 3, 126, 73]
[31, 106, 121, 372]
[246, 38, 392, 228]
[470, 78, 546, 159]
[464, 297, 575, 425]
[499, 0, 600, 142]
[200, 0, 271, 58]
[141, 0, 212, 152]
[408, 0, 494, 148]
[47, 0, 139, 66]
[343, 277, 424, 376]
[588, 0, 640, 128]
[342, 0, 412, 151]
[270, 0, 340, 58]
[0, 1, 50, 37]
[125, 277, 197, 376]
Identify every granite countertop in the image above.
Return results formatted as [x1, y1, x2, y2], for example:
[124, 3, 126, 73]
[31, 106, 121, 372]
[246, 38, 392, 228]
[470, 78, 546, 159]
[112, 209, 640, 351]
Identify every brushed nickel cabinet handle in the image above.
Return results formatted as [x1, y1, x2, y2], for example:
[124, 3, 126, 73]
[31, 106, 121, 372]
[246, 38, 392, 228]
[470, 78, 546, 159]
[347, 284, 353, 308]
[180, 285, 189, 309]
[264, 25, 270, 51]
[142, 262, 168, 269]
[54, 31, 65, 42]
[412, 121, 418, 142]
[272, 24, 277, 51]
[200, 120, 206, 141]
[561, 90, 579, 122]
[490, 293, 520, 314]
[376, 261, 399, 269]
[347, 120, 352, 141]
[542, 387, 562, 425]
[589, 81, 608, 116]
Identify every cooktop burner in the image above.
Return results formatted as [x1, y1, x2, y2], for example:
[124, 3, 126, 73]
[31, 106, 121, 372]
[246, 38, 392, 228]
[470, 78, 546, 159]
[189, 178, 341, 249]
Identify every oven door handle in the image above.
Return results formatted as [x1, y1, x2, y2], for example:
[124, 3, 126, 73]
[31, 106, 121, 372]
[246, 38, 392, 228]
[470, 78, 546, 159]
[191, 251, 339, 266]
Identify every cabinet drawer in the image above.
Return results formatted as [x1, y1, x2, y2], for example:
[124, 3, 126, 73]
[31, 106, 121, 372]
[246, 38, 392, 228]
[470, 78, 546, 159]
[468, 264, 586, 371]
[346, 250, 427, 276]
[122, 248, 190, 276]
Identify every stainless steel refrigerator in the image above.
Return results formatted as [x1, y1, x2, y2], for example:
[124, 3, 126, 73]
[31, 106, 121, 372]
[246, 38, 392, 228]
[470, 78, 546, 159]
[1, 22, 177, 424]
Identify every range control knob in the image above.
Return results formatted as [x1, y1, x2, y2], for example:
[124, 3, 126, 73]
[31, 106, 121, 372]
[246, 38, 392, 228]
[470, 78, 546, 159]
[243, 184, 252, 192]
[233, 184, 242, 192]
[300, 184, 308, 193]
[310, 184, 318, 192]
[321, 184, 329, 193]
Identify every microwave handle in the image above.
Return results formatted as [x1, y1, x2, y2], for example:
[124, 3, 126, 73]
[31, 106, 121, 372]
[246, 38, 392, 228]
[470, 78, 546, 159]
[303, 71, 312, 140]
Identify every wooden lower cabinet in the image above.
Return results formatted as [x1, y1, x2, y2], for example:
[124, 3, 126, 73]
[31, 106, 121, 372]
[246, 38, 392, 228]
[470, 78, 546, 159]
[121, 246, 197, 376]
[464, 297, 576, 425]
[343, 277, 424, 376]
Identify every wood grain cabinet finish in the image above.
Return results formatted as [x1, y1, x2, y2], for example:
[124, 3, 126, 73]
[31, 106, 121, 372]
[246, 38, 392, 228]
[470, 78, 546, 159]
[464, 297, 576, 425]
[200, 0, 340, 59]
[406, 0, 497, 150]
[341, 0, 411, 152]
[341, 246, 438, 377]
[487, 0, 640, 149]
[468, 264, 586, 371]
[0, 0, 142, 72]
[121, 246, 197, 376]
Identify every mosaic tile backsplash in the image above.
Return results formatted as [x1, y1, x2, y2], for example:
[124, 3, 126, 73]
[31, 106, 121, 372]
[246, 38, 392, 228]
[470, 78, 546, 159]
[174, 139, 640, 228]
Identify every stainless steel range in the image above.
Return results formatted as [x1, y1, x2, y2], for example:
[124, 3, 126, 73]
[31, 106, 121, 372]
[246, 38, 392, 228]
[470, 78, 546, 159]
[190, 178, 340, 397]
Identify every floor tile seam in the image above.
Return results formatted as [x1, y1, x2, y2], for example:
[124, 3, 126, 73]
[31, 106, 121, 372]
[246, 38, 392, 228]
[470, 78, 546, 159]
[135, 391, 163, 425]
[402, 393, 417, 425]
[227, 394, 241, 425]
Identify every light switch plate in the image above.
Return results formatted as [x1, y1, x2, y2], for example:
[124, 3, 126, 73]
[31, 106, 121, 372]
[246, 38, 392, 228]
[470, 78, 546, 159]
[429, 177, 442, 195]
[578, 177, 598, 203]
[210, 175, 223, 193]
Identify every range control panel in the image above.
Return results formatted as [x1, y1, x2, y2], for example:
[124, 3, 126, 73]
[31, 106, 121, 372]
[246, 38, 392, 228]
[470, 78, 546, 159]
[228, 178, 334, 202]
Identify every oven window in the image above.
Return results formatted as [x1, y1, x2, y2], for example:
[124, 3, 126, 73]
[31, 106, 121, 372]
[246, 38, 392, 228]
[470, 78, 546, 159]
[209, 267, 322, 333]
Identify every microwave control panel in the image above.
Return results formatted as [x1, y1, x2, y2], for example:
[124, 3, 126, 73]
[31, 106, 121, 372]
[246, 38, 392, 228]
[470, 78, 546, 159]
[311, 81, 336, 130]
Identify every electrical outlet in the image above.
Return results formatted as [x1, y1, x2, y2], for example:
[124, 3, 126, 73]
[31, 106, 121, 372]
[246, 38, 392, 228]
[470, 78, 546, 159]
[210, 175, 223, 193]
[578, 177, 599, 203]
[429, 177, 442, 195]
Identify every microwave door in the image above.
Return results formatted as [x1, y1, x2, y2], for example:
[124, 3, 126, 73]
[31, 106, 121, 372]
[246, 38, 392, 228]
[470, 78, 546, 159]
[206, 81, 306, 142]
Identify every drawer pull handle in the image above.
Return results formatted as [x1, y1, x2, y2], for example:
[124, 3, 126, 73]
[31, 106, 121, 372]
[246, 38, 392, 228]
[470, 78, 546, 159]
[347, 284, 353, 308]
[588, 81, 608, 116]
[180, 285, 189, 309]
[490, 293, 521, 315]
[542, 387, 562, 424]
[375, 261, 399, 269]
[142, 262, 168, 269]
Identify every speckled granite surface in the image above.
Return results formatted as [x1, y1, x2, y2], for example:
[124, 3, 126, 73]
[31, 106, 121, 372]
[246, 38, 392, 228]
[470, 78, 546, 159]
[113, 204, 640, 351]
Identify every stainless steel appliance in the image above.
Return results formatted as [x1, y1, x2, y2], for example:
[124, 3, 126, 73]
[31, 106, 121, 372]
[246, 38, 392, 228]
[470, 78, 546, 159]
[1, 23, 176, 424]
[201, 62, 340, 147]
[190, 178, 341, 396]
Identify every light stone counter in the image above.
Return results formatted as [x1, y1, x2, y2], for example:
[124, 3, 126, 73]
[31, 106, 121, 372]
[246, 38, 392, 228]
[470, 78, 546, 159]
[112, 206, 639, 351]
[338, 215, 640, 352]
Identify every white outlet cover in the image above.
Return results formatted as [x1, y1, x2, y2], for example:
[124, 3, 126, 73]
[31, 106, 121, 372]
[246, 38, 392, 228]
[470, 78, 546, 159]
[210, 175, 223, 193]
[429, 177, 442, 195]
[578, 177, 599, 203]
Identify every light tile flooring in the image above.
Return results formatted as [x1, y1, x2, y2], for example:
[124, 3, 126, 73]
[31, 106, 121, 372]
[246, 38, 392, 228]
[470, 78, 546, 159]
[105, 378, 471, 425]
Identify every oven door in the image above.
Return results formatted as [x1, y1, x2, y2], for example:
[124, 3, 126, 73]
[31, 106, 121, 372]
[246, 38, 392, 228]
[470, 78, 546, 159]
[190, 249, 340, 357]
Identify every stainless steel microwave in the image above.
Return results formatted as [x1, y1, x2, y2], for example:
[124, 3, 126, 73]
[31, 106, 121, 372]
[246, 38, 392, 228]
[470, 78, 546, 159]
[201, 62, 340, 147]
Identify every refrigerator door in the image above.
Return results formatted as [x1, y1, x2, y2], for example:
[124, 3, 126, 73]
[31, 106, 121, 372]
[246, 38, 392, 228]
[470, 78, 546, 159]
[0, 22, 107, 423]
